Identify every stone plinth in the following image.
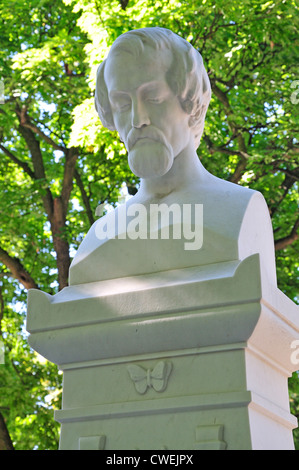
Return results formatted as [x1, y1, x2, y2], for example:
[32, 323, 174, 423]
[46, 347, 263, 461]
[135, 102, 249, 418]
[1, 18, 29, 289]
[26, 254, 299, 450]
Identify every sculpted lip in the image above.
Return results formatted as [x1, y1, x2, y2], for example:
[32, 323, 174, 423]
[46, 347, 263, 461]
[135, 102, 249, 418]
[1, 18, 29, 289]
[127, 128, 166, 151]
[133, 137, 157, 147]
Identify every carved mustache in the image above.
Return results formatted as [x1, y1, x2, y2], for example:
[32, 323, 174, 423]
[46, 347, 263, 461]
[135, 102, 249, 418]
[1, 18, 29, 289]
[127, 126, 168, 151]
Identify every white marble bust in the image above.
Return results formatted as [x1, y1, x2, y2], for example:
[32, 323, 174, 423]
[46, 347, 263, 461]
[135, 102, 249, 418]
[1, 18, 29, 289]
[69, 27, 276, 286]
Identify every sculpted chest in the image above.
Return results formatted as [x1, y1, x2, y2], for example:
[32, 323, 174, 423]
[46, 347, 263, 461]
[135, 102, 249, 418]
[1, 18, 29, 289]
[69, 182, 276, 286]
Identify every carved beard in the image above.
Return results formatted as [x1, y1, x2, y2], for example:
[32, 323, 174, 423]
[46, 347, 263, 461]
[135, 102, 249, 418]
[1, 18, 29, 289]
[127, 134, 174, 179]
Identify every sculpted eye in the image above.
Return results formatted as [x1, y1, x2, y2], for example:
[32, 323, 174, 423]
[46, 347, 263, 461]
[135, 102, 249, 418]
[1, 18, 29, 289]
[113, 99, 131, 112]
[110, 92, 131, 112]
[142, 82, 170, 103]
[118, 102, 131, 111]
[145, 95, 164, 104]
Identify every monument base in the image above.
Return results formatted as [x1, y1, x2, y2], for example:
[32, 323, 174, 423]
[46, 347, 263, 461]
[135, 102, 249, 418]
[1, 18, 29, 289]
[26, 254, 299, 450]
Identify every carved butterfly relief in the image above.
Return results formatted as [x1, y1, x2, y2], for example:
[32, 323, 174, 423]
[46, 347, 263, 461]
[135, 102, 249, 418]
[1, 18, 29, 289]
[127, 361, 172, 394]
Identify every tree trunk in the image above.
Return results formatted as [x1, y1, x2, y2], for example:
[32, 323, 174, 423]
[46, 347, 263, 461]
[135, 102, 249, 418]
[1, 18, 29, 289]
[51, 197, 71, 290]
[0, 413, 14, 450]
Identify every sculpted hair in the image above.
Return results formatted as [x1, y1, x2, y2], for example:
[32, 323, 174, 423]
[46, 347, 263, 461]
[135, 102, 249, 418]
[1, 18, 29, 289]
[95, 27, 211, 148]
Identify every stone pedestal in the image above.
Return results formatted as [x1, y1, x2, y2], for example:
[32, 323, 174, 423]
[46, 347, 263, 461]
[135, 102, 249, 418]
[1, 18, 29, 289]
[26, 254, 299, 450]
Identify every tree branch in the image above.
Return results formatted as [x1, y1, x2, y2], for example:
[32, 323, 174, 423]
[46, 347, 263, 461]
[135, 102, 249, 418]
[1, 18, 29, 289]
[16, 105, 65, 152]
[119, 0, 129, 9]
[17, 125, 54, 218]
[0, 144, 35, 179]
[21, 121, 66, 153]
[209, 81, 252, 184]
[270, 174, 297, 217]
[229, 134, 250, 183]
[74, 168, 95, 226]
[275, 218, 299, 250]
[0, 247, 38, 290]
[210, 80, 231, 109]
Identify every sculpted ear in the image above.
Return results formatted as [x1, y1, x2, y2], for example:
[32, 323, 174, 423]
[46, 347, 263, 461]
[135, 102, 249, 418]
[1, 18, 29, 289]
[95, 60, 116, 131]
[185, 53, 211, 147]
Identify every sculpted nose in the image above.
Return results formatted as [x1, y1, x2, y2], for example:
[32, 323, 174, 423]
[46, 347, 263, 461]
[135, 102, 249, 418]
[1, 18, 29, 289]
[131, 99, 150, 129]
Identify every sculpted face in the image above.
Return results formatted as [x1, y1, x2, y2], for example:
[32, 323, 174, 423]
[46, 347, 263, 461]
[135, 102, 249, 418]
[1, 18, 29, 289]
[104, 46, 193, 179]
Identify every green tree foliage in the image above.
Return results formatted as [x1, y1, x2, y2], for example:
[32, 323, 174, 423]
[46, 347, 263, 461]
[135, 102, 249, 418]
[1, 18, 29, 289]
[0, 0, 298, 450]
